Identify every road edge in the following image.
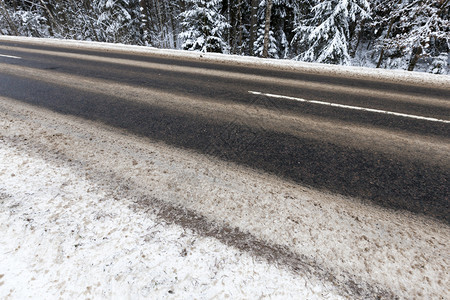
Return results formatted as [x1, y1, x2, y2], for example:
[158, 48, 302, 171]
[1, 35, 449, 90]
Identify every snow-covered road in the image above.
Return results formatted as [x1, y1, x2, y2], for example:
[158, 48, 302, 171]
[0, 94, 448, 299]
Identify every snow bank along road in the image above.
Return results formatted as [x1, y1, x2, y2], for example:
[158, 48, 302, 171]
[0, 36, 449, 298]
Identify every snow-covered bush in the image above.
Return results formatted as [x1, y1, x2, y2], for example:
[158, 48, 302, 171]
[428, 53, 449, 75]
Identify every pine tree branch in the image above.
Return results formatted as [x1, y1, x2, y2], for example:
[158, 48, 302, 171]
[0, 0, 19, 35]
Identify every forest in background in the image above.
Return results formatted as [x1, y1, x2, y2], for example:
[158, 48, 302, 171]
[0, 0, 448, 73]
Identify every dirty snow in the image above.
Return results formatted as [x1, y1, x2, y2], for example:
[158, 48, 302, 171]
[0, 141, 339, 299]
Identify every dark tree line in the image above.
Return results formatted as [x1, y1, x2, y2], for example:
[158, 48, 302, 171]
[0, 0, 448, 73]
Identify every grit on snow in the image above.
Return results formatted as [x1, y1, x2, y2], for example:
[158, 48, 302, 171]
[0, 142, 338, 299]
[0, 95, 448, 298]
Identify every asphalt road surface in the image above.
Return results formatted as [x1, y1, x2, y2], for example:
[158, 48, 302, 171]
[0, 38, 449, 223]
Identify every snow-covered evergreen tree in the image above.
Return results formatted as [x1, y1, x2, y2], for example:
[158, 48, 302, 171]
[272, 0, 296, 58]
[179, 0, 230, 53]
[373, 0, 449, 71]
[93, 0, 140, 44]
[254, 26, 278, 58]
[227, 0, 251, 55]
[292, 0, 370, 65]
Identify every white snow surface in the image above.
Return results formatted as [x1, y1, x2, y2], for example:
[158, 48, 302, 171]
[0, 141, 338, 299]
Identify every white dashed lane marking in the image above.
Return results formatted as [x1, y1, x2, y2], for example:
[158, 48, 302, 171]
[0, 54, 21, 59]
[249, 91, 450, 124]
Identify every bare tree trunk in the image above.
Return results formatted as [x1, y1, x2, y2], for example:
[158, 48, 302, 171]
[39, 0, 58, 36]
[438, 0, 449, 17]
[237, 0, 243, 54]
[154, 0, 165, 47]
[161, 1, 169, 48]
[227, 0, 231, 52]
[376, 0, 404, 68]
[12, 0, 18, 10]
[178, 0, 186, 12]
[407, 46, 422, 71]
[349, 20, 365, 58]
[376, 17, 395, 68]
[0, 0, 19, 35]
[139, 0, 151, 45]
[249, 0, 258, 56]
[167, 1, 178, 48]
[262, 0, 273, 58]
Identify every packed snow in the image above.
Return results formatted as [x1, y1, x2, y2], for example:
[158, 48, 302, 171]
[0, 141, 340, 299]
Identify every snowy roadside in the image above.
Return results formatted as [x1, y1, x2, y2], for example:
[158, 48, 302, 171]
[0, 140, 338, 299]
[0, 94, 449, 299]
